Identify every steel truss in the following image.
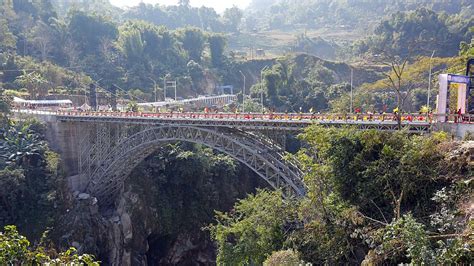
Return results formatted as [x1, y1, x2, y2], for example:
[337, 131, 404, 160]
[57, 114, 432, 133]
[76, 123, 306, 208]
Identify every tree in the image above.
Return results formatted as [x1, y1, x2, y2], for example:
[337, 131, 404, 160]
[0, 119, 62, 241]
[262, 68, 281, 105]
[63, 38, 80, 67]
[178, 0, 190, 7]
[187, 60, 204, 92]
[366, 214, 433, 264]
[222, 6, 243, 33]
[119, 27, 145, 61]
[126, 101, 139, 112]
[31, 21, 53, 61]
[299, 127, 446, 222]
[0, 86, 10, 117]
[208, 34, 226, 67]
[208, 189, 293, 265]
[365, 8, 466, 57]
[0, 225, 99, 265]
[0, 17, 17, 53]
[370, 54, 415, 129]
[459, 26, 474, 57]
[68, 11, 118, 56]
[15, 71, 48, 99]
[177, 27, 205, 62]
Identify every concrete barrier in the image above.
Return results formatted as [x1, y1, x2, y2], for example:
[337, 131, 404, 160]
[434, 123, 474, 139]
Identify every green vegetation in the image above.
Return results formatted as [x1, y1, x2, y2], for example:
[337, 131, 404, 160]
[208, 189, 292, 264]
[123, 1, 239, 33]
[0, 1, 249, 102]
[119, 143, 267, 263]
[355, 8, 473, 57]
[0, 105, 99, 261]
[252, 54, 368, 112]
[460, 26, 474, 57]
[246, 0, 473, 31]
[209, 127, 473, 264]
[0, 225, 99, 265]
[0, 118, 64, 239]
[1, 0, 473, 264]
[263, 249, 304, 266]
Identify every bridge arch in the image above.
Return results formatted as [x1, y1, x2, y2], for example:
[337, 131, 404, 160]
[85, 125, 306, 207]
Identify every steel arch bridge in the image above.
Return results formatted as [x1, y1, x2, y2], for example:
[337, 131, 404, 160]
[16, 110, 436, 210]
[76, 122, 305, 208]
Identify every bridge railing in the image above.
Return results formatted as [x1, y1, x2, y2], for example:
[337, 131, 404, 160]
[15, 108, 474, 124]
[53, 110, 436, 123]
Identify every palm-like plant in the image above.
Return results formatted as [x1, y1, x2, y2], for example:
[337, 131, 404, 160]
[14, 71, 48, 99]
[0, 122, 46, 168]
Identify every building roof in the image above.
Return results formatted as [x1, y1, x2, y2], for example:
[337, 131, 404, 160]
[13, 97, 72, 105]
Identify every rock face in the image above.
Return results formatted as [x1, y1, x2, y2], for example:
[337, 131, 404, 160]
[55, 145, 266, 265]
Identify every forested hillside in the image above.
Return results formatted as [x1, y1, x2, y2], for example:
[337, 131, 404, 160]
[241, 0, 473, 60]
[0, 0, 234, 101]
[246, 0, 473, 30]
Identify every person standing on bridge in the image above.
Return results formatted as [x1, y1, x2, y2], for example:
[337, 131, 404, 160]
[456, 108, 462, 123]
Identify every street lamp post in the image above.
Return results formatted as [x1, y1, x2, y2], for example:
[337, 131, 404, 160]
[239, 70, 246, 113]
[148, 77, 158, 112]
[260, 65, 269, 113]
[427, 50, 436, 109]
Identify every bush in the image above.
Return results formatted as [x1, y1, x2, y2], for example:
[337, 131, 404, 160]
[264, 249, 304, 266]
[0, 225, 100, 265]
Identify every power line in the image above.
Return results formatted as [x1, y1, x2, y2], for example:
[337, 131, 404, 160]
[86, 80, 148, 103]
[113, 83, 148, 103]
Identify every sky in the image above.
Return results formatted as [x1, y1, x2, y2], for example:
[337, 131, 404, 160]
[109, 0, 251, 13]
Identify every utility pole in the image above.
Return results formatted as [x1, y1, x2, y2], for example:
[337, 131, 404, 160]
[89, 83, 97, 111]
[163, 76, 167, 101]
[148, 77, 157, 102]
[110, 84, 117, 111]
[239, 70, 246, 113]
[164, 76, 177, 102]
[350, 67, 353, 113]
[148, 77, 158, 112]
[260, 65, 269, 113]
[427, 50, 436, 110]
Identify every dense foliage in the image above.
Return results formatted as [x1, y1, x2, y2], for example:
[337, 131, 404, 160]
[251, 54, 372, 112]
[0, 225, 99, 265]
[208, 190, 293, 264]
[123, 2, 242, 33]
[0, 104, 98, 262]
[0, 0, 241, 101]
[209, 127, 473, 264]
[1, 0, 471, 114]
[246, 0, 473, 31]
[1, 0, 473, 264]
[0, 118, 64, 239]
[355, 8, 474, 57]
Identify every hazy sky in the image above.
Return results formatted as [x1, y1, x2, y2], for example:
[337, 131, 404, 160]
[109, 0, 251, 13]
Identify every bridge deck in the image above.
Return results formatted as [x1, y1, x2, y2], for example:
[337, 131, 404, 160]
[17, 110, 434, 132]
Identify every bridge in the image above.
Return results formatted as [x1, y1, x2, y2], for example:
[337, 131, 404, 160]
[136, 94, 237, 109]
[15, 110, 471, 210]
